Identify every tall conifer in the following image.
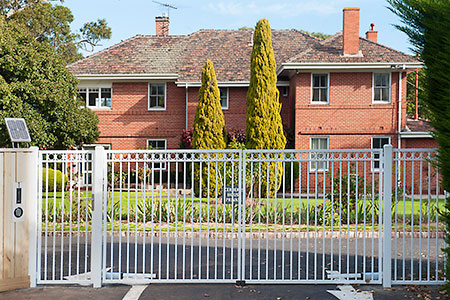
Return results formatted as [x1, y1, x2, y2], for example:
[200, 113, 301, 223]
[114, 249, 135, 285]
[246, 19, 286, 196]
[192, 60, 226, 197]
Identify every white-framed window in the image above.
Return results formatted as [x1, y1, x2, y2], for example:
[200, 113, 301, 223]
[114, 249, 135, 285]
[311, 74, 329, 104]
[147, 139, 167, 169]
[81, 144, 112, 185]
[219, 87, 229, 109]
[148, 83, 166, 110]
[373, 73, 391, 103]
[78, 88, 112, 108]
[310, 137, 329, 171]
[279, 86, 289, 97]
[372, 136, 391, 170]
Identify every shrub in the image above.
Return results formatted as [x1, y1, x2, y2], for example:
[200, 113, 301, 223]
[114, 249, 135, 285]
[180, 129, 193, 149]
[42, 168, 68, 192]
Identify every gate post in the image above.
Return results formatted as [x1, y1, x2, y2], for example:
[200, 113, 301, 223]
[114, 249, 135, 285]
[28, 147, 39, 288]
[382, 144, 393, 288]
[91, 146, 105, 288]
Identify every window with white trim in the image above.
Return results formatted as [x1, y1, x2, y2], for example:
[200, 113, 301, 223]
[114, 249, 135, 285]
[78, 88, 112, 108]
[147, 139, 167, 169]
[372, 137, 390, 170]
[310, 137, 329, 171]
[148, 83, 166, 110]
[219, 87, 228, 109]
[373, 73, 390, 103]
[311, 74, 328, 103]
[279, 86, 288, 97]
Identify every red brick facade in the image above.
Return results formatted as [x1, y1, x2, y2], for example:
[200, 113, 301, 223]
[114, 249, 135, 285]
[90, 70, 434, 153]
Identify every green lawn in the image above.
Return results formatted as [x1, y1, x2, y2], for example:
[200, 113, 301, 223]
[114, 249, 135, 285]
[42, 190, 445, 218]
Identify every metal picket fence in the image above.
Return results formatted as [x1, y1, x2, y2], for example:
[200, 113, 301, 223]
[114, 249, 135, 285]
[35, 145, 446, 287]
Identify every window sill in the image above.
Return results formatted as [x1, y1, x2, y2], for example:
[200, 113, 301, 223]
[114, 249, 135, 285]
[88, 107, 112, 111]
[148, 108, 166, 111]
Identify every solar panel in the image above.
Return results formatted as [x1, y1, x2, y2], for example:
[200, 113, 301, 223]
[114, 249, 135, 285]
[5, 118, 31, 143]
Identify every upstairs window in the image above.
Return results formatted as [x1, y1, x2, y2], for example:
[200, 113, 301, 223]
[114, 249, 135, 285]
[311, 74, 329, 103]
[372, 137, 390, 170]
[373, 73, 390, 103]
[148, 83, 166, 110]
[219, 87, 229, 109]
[78, 88, 112, 108]
[310, 137, 329, 171]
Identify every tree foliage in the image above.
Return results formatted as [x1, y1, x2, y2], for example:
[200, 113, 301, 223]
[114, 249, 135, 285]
[192, 60, 226, 197]
[406, 68, 431, 119]
[192, 60, 226, 150]
[0, 17, 99, 149]
[299, 30, 331, 40]
[246, 19, 286, 197]
[4, 0, 111, 64]
[388, 0, 450, 290]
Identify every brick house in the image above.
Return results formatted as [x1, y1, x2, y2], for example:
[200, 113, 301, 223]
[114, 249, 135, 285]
[68, 8, 436, 154]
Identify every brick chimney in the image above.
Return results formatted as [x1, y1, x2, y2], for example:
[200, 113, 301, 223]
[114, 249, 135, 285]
[365, 23, 378, 43]
[343, 8, 360, 56]
[155, 14, 169, 36]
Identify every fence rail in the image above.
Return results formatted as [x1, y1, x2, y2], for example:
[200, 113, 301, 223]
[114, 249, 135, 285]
[35, 146, 447, 287]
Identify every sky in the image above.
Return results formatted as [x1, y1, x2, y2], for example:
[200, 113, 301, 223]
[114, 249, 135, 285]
[64, 0, 414, 56]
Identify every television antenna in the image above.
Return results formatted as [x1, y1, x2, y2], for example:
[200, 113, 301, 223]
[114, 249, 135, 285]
[152, 1, 177, 18]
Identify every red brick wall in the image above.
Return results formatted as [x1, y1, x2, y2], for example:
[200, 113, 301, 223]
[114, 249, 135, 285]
[95, 82, 186, 149]
[293, 72, 404, 150]
[402, 137, 438, 149]
[187, 87, 249, 132]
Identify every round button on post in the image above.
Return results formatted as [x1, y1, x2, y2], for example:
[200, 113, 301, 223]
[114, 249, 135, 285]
[14, 207, 23, 218]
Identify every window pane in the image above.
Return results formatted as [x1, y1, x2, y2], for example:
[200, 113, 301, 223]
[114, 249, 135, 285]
[78, 89, 87, 104]
[320, 89, 327, 102]
[150, 85, 157, 95]
[382, 88, 389, 101]
[88, 88, 99, 106]
[374, 89, 381, 101]
[150, 96, 156, 108]
[313, 75, 320, 87]
[157, 85, 164, 95]
[320, 75, 327, 87]
[380, 74, 388, 86]
[374, 74, 382, 87]
[373, 138, 381, 149]
[158, 96, 165, 107]
[100, 88, 112, 107]
[312, 89, 319, 102]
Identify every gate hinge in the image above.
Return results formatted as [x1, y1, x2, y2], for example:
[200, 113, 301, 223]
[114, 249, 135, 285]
[235, 280, 246, 286]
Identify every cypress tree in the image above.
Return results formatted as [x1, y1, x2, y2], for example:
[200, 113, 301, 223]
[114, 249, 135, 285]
[388, 0, 450, 290]
[246, 19, 286, 197]
[192, 60, 226, 197]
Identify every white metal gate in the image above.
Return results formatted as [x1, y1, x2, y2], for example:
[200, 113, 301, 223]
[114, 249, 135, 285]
[35, 146, 446, 287]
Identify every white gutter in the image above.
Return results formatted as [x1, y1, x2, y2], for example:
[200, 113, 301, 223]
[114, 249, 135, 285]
[176, 81, 290, 88]
[399, 132, 433, 138]
[277, 62, 424, 75]
[76, 74, 179, 80]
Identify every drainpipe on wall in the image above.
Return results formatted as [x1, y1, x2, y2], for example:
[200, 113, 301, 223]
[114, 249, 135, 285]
[185, 83, 189, 129]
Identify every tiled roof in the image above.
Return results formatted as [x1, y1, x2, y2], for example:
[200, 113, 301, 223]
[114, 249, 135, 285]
[404, 117, 434, 133]
[68, 29, 418, 82]
[68, 35, 188, 75]
[287, 32, 417, 63]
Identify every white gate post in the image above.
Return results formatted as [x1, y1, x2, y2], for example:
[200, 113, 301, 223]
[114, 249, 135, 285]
[382, 144, 393, 288]
[28, 147, 39, 288]
[91, 146, 105, 288]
